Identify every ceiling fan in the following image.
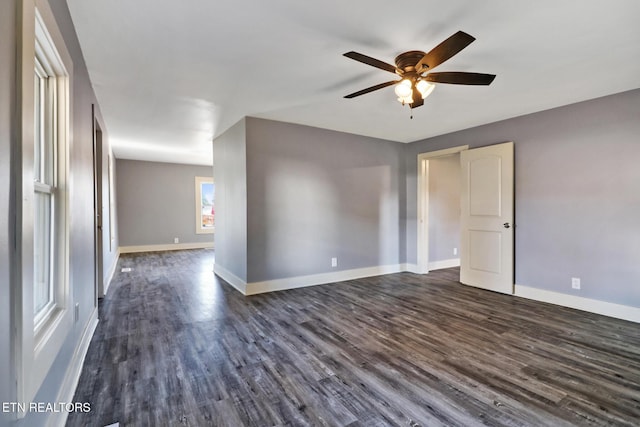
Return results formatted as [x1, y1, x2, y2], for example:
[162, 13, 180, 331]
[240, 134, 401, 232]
[343, 31, 495, 109]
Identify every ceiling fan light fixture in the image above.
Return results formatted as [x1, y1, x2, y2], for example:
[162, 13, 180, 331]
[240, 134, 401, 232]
[394, 79, 413, 98]
[416, 80, 435, 99]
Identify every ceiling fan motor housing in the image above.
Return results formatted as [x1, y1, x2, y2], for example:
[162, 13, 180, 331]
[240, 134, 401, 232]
[395, 50, 428, 74]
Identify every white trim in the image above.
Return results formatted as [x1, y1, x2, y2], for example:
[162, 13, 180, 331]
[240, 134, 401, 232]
[246, 264, 406, 295]
[416, 155, 429, 274]
[213, 264, 247, 294]
[102, 248, 120, 296]
[13, 0, 75, 408]
[400, 263, 421, 274]
[428, 258, 460, 270]
[215, 263, 466, 296]
[416, 145, 468, 275]
[217, 264, 426, 296]
[515, 284, 640, 323]
[107, 150, 116, 251]
[47, 308, 98, 427]
[119, 242, 213, 254]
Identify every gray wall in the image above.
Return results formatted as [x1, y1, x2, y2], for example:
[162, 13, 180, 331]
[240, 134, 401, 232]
[245, 118, 404, 283]
[1, 0, 115, 425]
[213, 119, 248, 281]
[428, 154, 461, 263]
[0, 1, 17, 425]
[116, 159, 214, 247]
[405, 89, 640, 307]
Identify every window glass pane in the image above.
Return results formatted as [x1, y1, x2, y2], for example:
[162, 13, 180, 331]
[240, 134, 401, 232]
[34, 61, 56, 318]
[44, 78, 55, 185]
[34, 190, 52, 315]
[34, 72, 43, 182]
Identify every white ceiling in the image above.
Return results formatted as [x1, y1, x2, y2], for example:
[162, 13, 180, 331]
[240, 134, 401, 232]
[67, 0, 640, 166]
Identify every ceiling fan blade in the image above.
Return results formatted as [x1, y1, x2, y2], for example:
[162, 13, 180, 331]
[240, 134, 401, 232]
[416, 31, 476, 71]
[425, 72, 496, 85]
[344, 80, 399, 98]
[343, 51, 397, 74]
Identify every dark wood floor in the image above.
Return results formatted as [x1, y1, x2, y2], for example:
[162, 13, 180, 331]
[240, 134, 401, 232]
[68, 249, 640, 427]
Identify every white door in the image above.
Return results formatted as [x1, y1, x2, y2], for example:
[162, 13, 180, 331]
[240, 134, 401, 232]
[460, 142, 514, 294]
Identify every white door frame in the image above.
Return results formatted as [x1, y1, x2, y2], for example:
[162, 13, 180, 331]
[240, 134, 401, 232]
[416, 145, 468, 274]
[92, 104, 104, 301]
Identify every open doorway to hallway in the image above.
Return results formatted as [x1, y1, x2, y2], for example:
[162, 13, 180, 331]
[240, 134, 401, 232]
[417, 146, 467, 279]
[426, 153, 461, 274]
[417, 143, 515, 294]
[93, 104, 104, 301]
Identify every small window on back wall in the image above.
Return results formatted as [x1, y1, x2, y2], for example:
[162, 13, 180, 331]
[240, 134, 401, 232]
[195, 176, 215, 234]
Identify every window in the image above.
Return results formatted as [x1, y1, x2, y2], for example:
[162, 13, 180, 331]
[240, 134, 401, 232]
[13, 1, 73, 408]
[33, 55, 57, 326]
[195, 176, 215, 234]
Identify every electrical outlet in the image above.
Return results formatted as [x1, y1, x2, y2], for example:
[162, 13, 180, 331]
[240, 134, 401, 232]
[453, 247, 458, 256]
[571, 277, 581, 290]
[331, 257, 338, 268]
[174, 237, 179, 244]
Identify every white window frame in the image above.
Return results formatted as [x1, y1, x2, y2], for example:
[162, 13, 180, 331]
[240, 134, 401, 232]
[33, 55, 56, 328]
[195, 176, 215, 234]
[14, 0, 73, 409]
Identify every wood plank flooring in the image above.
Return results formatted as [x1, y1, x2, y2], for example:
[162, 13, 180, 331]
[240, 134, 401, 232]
[67, 249, 640, 426]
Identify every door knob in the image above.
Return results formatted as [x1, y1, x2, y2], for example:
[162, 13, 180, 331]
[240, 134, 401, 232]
[503, 222, 511, 229]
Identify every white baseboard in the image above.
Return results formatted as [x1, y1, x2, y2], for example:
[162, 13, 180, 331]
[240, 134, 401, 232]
[245, 264, 405, 295]
[213, 263, 247, 294]
[428, 258, 460, 271]
[400, 263, 421, 274]
[515, 284, 640, 323]
[119, 241, 214, 254]
[48, 307, 99, 427]
[102, 249, 120, 296]
[217, 263, 425, 296]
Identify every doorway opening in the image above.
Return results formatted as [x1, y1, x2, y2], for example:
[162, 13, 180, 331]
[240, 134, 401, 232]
[417, 143, 515, 294]
[417, 145, 467, 276]
[92, 105, 104, 302]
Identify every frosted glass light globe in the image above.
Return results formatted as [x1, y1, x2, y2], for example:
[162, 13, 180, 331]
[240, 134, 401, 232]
[394, 79, 412, 98]
[416, 80, 435, 99]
